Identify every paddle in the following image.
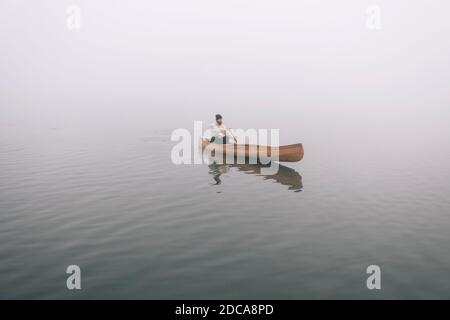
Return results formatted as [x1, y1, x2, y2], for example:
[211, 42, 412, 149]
[227, 128, 238, 144]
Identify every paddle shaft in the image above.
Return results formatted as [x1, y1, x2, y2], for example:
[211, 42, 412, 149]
[227, 128, 238, 143]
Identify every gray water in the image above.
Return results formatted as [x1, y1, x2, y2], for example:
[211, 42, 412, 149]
[1, 1, 450, 299]
[1, 116, 450, 299]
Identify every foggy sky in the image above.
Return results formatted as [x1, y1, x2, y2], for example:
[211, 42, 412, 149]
[1, 0, 449, 146]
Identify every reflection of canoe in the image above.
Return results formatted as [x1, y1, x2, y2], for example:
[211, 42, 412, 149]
[201, 138, 304, 162]
[208, 162, 303, 192]
[234, 164, 303, 191]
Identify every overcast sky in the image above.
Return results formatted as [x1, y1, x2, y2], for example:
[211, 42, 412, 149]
[1, 0, 449, 144]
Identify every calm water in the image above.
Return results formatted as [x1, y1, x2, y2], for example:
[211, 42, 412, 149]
[1, 115, 450, 299]
[1, 0, 450, 299]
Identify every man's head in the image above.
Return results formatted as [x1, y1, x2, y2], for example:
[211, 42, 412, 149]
[215, 114, 223, 125]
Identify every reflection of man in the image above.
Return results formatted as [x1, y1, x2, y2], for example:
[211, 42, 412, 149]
[209, 114, 237, 144]
[208, 163, 230, 185]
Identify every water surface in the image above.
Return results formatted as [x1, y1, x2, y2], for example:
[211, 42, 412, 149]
[1, 0, 450, 299]
[1, 119, 450, 299]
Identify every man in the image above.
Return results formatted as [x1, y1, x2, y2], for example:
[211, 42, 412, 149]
[209, 114, 237, 144]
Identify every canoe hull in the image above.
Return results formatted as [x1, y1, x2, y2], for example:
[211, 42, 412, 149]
[201, 139, 304, 162]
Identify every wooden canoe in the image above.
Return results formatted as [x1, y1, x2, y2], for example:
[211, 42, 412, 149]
[201, 138, 304, 162]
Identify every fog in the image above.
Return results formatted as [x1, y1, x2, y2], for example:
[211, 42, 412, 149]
[1, 1, 450, 299]
[1, 0, 450, 146]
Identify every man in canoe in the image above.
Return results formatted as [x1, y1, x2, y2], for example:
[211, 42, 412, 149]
[209, 114, 237, 144]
